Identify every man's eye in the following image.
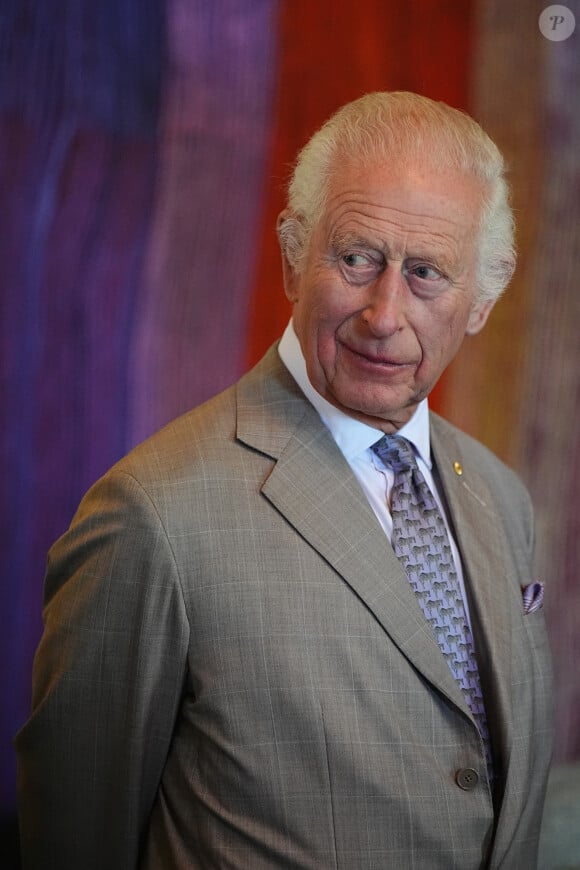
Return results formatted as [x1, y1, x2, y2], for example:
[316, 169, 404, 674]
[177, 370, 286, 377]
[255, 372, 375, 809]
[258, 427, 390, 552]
[339, 251, 382, 284]
[409, 264, 442, 281]
[342, 253, 371, 268]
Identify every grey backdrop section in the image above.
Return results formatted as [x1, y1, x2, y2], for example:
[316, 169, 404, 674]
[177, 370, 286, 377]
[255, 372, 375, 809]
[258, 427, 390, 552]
[445, 0, 580, 763]
[520, 13, 580, 761]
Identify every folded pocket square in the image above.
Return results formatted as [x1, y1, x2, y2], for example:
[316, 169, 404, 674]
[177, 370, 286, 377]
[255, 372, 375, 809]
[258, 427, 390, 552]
[522, 582, 544, 614]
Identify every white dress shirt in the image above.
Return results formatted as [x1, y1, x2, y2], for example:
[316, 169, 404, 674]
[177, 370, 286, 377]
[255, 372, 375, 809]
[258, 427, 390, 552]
[278, 319, 473, 625]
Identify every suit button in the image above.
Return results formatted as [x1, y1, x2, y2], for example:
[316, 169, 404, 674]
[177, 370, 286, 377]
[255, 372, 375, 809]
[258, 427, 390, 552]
[455, 768, 479, 790]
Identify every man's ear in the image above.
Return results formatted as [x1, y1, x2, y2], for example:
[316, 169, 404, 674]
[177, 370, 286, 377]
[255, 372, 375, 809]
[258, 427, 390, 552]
[465, 298, 495, 335]
[277, 210, 300, 303]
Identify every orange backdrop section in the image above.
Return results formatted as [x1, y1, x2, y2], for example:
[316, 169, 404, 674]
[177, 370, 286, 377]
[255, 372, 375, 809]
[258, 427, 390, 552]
[247, 0, 475, 413]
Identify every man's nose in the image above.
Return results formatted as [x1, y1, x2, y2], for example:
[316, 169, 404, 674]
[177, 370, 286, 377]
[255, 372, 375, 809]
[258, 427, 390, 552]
[361, 265, 407, 336]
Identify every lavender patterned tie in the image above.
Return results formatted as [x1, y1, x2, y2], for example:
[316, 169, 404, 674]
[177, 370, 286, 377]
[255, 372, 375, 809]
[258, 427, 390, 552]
[372, 434, 493, 780]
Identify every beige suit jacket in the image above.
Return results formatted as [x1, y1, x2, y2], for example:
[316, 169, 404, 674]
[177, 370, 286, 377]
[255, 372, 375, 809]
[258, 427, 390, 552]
[16, 346, 553, 869]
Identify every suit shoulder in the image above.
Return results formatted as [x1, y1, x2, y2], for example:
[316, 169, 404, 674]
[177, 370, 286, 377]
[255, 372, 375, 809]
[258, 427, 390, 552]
[108, 383, 240, 490]
[97, 345, 288, 491]
[430, 412, 531, 507]
[431, 412, 513, 470]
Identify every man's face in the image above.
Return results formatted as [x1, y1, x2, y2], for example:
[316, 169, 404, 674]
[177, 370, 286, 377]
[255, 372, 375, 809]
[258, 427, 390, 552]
[282, 156, 494, 432]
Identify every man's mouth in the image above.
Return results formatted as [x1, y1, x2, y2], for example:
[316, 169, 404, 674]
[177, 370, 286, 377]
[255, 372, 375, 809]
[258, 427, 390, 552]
[339, 340, 410, 369]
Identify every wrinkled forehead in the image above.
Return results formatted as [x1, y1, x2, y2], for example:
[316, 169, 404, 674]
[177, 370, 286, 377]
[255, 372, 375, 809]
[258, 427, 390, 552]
[320, 155, 486, 239]
[328, 146, 484, 198]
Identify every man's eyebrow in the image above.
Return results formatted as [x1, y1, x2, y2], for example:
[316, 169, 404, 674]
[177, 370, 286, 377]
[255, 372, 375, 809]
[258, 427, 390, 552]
[330, 231, 386, 252]
[328, 230, 461, 274]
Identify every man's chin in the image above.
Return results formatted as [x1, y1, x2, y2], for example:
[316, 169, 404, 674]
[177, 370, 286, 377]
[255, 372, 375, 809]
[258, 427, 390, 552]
[326, 386, 419, 427]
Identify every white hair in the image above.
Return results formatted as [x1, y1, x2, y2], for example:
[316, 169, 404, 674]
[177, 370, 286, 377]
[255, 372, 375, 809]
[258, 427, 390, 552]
[278, 92, 515, 305]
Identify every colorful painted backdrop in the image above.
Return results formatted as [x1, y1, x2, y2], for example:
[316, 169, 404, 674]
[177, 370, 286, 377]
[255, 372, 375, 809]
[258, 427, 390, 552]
[1, 0, 579, 832]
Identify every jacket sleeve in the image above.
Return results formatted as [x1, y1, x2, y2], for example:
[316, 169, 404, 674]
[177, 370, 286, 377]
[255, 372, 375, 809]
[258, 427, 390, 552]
[15, 469, 190, 870]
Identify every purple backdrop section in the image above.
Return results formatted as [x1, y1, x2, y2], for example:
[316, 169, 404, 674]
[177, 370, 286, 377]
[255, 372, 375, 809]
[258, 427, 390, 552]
[0, 0, 165, 134]
[129, 0, 279, 443]
[0, 0, 279, 814]
[0, 126, 160, 817]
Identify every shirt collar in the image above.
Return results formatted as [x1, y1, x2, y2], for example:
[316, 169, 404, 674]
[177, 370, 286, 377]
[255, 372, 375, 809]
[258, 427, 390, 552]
[278, 319, 432, 467]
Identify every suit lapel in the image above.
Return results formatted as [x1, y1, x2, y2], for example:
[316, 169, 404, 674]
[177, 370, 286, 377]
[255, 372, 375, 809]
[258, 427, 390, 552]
[430, 416, 514, 759]
[236, 351, 468, 714]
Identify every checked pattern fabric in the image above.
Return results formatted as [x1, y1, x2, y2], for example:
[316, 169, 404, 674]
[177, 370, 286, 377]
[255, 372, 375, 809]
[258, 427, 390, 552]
[372, 434, 493, 779]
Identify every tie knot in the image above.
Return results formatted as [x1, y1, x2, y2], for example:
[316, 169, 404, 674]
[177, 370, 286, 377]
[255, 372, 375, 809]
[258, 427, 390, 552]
[371, 435, 416, 473]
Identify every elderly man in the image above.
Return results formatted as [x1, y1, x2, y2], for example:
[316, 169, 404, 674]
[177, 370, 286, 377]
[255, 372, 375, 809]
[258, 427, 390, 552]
[17, 92, 552, 869]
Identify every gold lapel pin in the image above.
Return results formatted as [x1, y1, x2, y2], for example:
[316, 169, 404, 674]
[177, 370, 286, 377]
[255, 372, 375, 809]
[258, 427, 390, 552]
[453, 461, 463, 476]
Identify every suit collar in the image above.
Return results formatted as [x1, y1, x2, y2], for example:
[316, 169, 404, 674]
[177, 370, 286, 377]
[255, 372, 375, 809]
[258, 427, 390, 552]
[236, 344, 311, 460]
[237, 355, 515, 759]
[236, 352, 471, 714]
